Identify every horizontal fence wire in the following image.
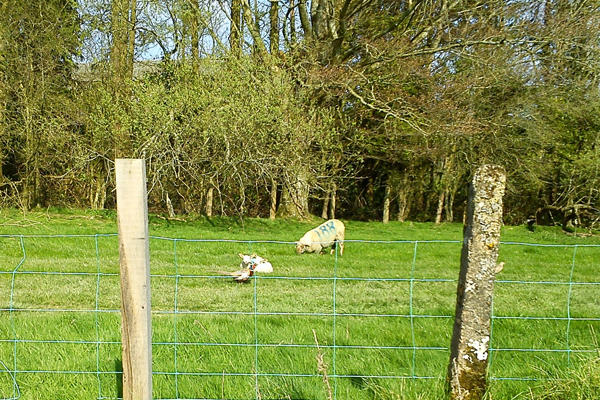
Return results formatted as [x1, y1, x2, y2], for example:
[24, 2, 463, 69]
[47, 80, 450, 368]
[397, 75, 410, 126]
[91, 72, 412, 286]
[0, 235, 599, 399]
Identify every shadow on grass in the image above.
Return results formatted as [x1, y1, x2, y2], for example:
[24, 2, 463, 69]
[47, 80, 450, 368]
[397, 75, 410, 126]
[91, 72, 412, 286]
[115, 359, 123, 398]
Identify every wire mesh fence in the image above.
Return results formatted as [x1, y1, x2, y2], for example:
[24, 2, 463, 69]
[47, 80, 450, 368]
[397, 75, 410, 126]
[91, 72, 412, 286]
[1, 234, 599, 399]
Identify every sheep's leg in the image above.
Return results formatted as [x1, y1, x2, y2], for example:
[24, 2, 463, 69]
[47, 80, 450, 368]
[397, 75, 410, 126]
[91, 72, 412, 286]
[336, 233, 345, 256]
[315, 244, 323, 254]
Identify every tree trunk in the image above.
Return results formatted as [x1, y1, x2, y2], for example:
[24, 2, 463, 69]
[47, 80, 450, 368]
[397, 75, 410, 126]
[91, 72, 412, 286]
[127, 0, 137, 75]
[22, 100, 36, 210]
[91, 179, 106, 210]
[240, 0, 267, 55]
[397, 190, 408, 222]
[329, 183, 337, 219]
[297, 0, 312, 39]
[277, 185, 296, 218]
[435, 190, 445, 225]
[321, 188, 330, 219]
[397, 174, 411, 222]
[205, 185, 213, 217]
[111, 0, 136, 157]
[383, 181, 391, 223]
[111, 0, 126, 89]
[442, 149, 458, 224]
[89, 160, 102, 210]
[230, 0, 241, 57]
[189, 0, 200, 70]
[180, 182, 200, 214]
[415, 184, 425, 217]
[165, 192, 175, 217]
[310, 0, 328, 40]
[238, 177, 246, 215]
[269, 0, 279, 54]
[289, 0, 296, 43]
[331, 0, 350, 59]
[445, 187, 455, 223]
[111, 0, 135, 88]
[269, 178, 277, 219]
[277, 171, 310, 219]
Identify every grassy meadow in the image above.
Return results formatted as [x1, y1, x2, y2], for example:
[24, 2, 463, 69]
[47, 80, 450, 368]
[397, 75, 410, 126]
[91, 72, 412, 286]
[1, 208, 600, 399]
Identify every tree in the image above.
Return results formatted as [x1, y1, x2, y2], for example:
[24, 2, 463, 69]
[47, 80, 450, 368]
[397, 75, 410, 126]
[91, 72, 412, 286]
[111, 0, 136, 86]
[285, 0, 600, 223]
[1, 0, 598, 225]
[1, 0, 80, 210]
[111, 0, 137, 157]
[0, 0, 7, 185]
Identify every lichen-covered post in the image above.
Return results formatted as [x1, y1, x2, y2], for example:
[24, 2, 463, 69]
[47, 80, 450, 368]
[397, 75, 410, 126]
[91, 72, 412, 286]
[448, 165, 506, 400]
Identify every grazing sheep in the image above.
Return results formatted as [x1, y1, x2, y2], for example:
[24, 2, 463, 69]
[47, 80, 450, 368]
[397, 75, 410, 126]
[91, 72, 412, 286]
[216, 253, 273, 282]
[296, 219, 345, 255]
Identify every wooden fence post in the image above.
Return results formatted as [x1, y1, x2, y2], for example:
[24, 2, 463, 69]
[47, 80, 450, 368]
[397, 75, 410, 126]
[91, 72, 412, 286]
[448, 165, 506, 400]
[115, 159, 153, 400]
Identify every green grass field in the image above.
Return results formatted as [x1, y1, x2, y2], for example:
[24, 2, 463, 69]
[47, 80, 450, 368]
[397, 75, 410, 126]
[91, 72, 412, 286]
[1, 208, 600, 399]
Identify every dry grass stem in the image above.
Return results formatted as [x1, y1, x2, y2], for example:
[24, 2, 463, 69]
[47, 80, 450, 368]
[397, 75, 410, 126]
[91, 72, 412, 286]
[313, 329, 333, 400]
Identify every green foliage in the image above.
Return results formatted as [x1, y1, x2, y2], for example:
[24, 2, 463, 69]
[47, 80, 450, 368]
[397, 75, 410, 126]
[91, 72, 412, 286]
[0, 0, 81, 209]
[1, 0, 600, 225]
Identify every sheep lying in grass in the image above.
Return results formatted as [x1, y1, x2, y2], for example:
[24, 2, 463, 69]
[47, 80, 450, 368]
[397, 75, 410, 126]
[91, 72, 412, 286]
[296, 219, 345, 255]
[216, 253, 273, 282]
[238, 253, 273, 273]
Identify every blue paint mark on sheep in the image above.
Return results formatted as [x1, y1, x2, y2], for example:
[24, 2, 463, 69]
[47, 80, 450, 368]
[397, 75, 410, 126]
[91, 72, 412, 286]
[314, 221, 337, 240]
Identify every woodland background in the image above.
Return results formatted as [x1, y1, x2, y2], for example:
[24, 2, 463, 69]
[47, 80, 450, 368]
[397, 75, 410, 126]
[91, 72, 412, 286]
[1, 0, 599, 227]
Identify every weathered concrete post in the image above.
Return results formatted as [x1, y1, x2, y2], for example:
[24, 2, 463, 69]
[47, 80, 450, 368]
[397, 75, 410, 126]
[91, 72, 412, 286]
[448, 165, 506, 400]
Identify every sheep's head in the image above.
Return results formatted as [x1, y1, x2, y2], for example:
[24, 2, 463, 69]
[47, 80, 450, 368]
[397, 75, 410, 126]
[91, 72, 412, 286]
[238, 253, 253, 265]
[296, 242, 308, 254]
[239, 253, 272, 272]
